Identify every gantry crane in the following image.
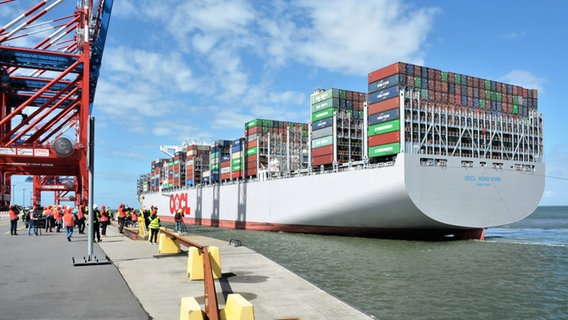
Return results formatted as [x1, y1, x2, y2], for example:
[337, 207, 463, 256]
[0, 0, 113, 208]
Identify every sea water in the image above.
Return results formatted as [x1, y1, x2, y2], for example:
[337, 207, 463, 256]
[188, 206, 568, 319]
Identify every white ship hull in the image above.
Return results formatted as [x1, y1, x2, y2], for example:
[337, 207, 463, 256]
[139, 153, 544, 239]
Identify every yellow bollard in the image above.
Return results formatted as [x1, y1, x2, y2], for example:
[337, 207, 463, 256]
[138, 215, 146, 236]
[187, 246, 222, 280]
[187, 247, 203, 280]
[208, 246, 222, 279]
[219, 294, 255, 320]
[158, 233, 181, 254]
[179, 297, 205, 320]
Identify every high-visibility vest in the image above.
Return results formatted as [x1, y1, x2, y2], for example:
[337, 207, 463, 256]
[148, 215, 160, 229]
[8, 209, 18, 220]
[63, 213, 74, 227]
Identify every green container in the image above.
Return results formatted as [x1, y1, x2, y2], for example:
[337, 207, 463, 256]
[421, 89, 428, 100]
[496, 92, 502, 102]
[311, 98, 339, 113]
[454, 74, 461, 84]
[513, 96, 519, 104]
[311, 135, 333, 149]
[479, 99, 486, 109]
[245, 119, 259, 129]
[311, 107, 336, 122]
[441, 72, 448, 82]
[414, 77, 422, 87]
[210, 163, 219, 170]
[311, 88, 340, 104]
[246, 147, 257, 156]
[232, 158, 242, 165]
[484, 80, 491, 90]
[232, 163, 242, 172]
[369, 143, 400, 158]
[368, 119, 400, 136]
[513, 105, 519, 114]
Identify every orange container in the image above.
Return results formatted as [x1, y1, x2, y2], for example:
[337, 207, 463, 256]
[369, 131, 400, 147]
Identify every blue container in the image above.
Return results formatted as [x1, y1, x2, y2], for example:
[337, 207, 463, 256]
[345, 100, 353, 109]
[203, 177, 210, 184]
[406, 64, 414, 75]
[421, 67, 428, 78]
[368, 73, 400, 93]
[368, 85, 399, 104]
[474, 98, 479, 107]
[186, 179, 194, 186]
[231, 145, 242, 153]
[421, 79, 428, 89]
[233, 138, 244, 146]
[448, 83, 455, 94]
[461, 95, 467, 105]
[311, 118, 333, 131]
[368, 108, 400, 126]
[221, 155, 230, 162]
[339, 99, 347, 108]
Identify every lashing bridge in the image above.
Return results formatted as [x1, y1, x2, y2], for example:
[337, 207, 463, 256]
[0, 0, 113, 207]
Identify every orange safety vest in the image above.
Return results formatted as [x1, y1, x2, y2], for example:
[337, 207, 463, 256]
[8, 209, 18, 221]
[63, 212, 74, 227]
[118, 208, 126, 218]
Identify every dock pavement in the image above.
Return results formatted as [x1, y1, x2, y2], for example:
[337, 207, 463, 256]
[0, 217, 373, 319]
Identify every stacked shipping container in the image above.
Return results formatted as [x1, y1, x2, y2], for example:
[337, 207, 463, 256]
[245, 119, 309, 177]
[310, 88, 365, 166]
[231, 138, 245, 180]
[172, 151, 186, 188]
[208, 140, 231, 183]
[138, 62, 541, 196]
[367, 62, 539, 158]
[185, 145, 211, 186]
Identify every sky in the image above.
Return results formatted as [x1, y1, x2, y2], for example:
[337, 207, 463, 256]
[3, 0, 567, 208]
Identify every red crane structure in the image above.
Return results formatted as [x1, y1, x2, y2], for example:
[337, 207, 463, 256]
[0, 0, 113, 209]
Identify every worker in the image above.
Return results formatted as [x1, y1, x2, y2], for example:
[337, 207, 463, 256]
[117, 204, 126, 233]
[130, 209, 138, 227]
[174, 209, 184, 233]
[63, 208, 75, 241]
[148, 209, 161, 245]
[44, 206, 53, 233]
[76, 205, 86, 234]
[53, 206, 63, 232]
[91, 204, 101, 242]
[8, 205, 19, 235]
[100, 205, 110, 236]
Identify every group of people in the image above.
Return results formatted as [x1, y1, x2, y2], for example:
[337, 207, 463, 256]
[7, 203, 174, 245]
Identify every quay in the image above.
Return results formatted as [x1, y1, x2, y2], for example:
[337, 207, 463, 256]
[0, 219, 373, 319]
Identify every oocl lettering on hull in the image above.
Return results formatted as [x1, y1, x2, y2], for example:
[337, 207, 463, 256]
[169, 192, 190, 215]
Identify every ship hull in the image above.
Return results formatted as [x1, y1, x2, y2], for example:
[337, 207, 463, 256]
[139, 153, 544, 239]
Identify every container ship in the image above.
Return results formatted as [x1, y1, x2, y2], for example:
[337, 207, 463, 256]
[137, 62, 545, 239]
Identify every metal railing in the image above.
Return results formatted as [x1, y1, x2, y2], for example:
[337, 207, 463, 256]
[159, 228, 220, 320]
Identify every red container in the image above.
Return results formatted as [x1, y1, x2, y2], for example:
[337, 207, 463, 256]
[246, 167, 257, 176]
[368, 62, 402, 83]
[368, 97, 399, 115]
[368, 131, 400, 147]
[221, 161, 230, 168]
[312, 154, 333, 166]
[221, 173, 231, 181]
[246, 140, 258, 149]
[246, 126, 260, 134]
[232, 171, 242, 179]
[312, 145, 333, 157]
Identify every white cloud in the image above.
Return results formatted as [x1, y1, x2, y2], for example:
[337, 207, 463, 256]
[499, 70, 545, 92]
